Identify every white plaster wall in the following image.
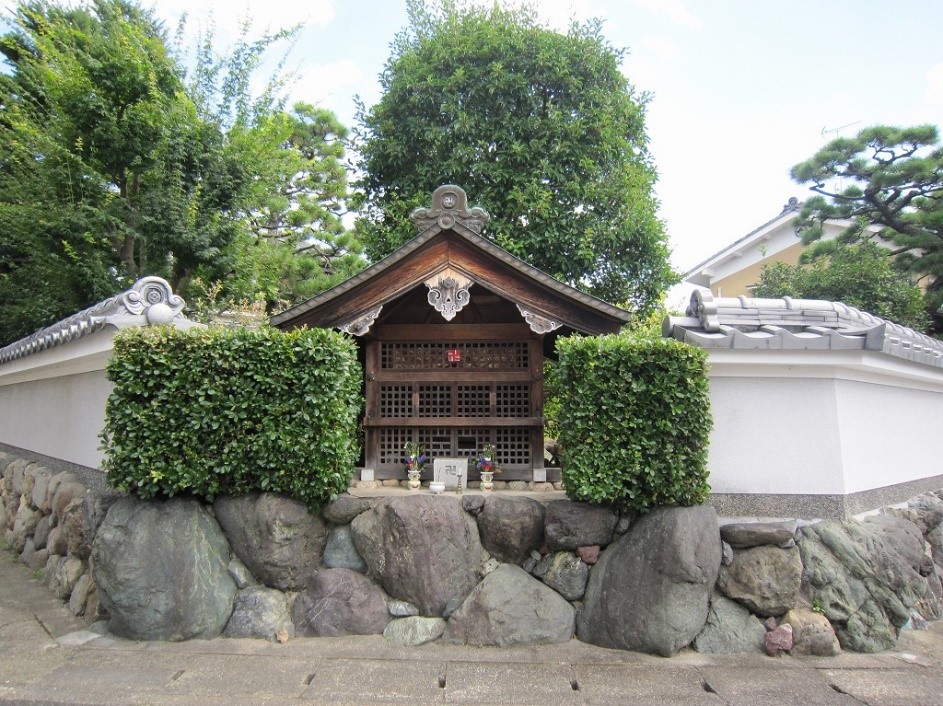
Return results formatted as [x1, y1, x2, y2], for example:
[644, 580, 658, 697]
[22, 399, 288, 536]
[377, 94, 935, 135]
[835, 378, 942, 494]
[705, 376, 845, 495]
[0, 370, 112, 469]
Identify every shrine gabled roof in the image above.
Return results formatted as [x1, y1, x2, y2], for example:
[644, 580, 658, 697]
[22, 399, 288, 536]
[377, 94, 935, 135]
[270, 186, 630, 335]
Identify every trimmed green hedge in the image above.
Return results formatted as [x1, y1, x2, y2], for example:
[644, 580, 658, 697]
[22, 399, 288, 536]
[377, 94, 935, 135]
[101, 326, 362, 508]
[554, 332, 712, 512]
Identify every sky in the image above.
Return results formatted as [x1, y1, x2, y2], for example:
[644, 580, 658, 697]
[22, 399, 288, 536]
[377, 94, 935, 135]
[3, 0, 942, 291]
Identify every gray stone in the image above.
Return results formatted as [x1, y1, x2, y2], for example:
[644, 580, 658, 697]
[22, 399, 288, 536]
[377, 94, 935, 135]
[11, 502, 42, 553]
[781, 608, 841, 656]
[27, 546, 49, 572]
[0, 495, 7, 532]
[292, 568, 390, 637]
[92, 497, 237, 641]
[69, 573, 93, 616]
[82, 490, 122, 546]
[444, 564, 575, 647]
[351, 496, 482, 618]
[720, 521, 795, 548]
[716, 545, 802, 617]
[322, 494, 371, 525]
[33, 514, 51, 550]
[46, 525, 68, 556]
[323, 525, 367, 573]
[532, 551, 589, 601]
[384, 616, 446, 646]
[214, 493, 327, 591]
[721, 541, 733, 566]
[461, 495, 486, 515]
[48, 556, 84, 599]
[52, 481, 85, 524]
[577, 505, 721, 657]
[30, 468, 53, 512]
[224, 586, 294, 640]
[389, 600, 419, 617]
[9, 458, 28, 495]
[228, 556, 256, 589]
[798, 514, 928, 652]
[907, 493, 943, 536]
[693, 594, 766, 654]
[481, 556, 500, 576]
[544, 500, 618, 551]
[61, 497, 92, 560]
[614, 515, 633, 535]
[477, 496, 544, 564]
[915, 567, 943, 621]
[46, 471, 75, 513]
[19, 537, 38, 567]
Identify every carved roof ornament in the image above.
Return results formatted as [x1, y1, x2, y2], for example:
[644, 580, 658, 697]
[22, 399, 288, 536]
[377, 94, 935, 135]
[516, 304, 562, 334]
[409, 185, 490, 233]
[0, 276, 196, 365]
[338, 306, 383, 336]
[425, 268, 473, 321]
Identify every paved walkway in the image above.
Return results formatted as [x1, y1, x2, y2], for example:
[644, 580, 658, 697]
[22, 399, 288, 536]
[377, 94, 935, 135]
[2, 550, 943, 705]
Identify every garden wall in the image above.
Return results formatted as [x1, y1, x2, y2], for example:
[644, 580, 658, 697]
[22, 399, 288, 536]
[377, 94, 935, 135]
[665, 292, 943, 519]
[3, 447, 942, 657]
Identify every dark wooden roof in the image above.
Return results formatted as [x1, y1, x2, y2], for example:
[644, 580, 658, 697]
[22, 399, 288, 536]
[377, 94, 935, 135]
[270, 186, 630, 335]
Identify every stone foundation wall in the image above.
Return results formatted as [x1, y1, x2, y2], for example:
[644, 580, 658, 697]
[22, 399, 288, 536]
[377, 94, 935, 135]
[3, 447, 942, 657]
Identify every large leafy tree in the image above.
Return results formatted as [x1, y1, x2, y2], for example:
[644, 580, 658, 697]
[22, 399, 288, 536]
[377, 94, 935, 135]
[354, 0, 674, 313]
[754, 243, 930, 331]
[790, 124, 943, 330]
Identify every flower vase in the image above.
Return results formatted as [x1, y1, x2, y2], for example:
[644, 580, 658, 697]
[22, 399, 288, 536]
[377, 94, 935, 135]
[480, 471, 494, 492]
[407, 469, 421, 491]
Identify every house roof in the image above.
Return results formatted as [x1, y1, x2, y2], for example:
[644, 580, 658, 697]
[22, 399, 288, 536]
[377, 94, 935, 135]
[270, 186, 631, 335]
[683, 198, 803, 288]
[664, 289, 943, 368]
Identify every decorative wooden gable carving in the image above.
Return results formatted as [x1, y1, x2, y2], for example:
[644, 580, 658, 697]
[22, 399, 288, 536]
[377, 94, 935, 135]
[271, 186, 629, 336]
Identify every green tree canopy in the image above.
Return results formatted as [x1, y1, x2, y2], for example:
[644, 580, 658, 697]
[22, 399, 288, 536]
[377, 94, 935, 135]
[790, 124, 943, 329]
[354, 0, 675, 313]
[753, 243, 930, 332]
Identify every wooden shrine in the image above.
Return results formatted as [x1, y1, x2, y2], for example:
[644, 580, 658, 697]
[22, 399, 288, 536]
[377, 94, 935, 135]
[271, 186, 630, 481]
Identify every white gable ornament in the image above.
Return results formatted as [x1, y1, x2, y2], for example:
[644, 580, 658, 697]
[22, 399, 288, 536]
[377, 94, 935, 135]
[425, 269, 473, 321]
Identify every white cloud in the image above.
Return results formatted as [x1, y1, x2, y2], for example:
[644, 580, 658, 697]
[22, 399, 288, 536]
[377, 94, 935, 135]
[925, 62, 943, 107]
[633, 0, 702, 29]
[640, 36, 679, 60]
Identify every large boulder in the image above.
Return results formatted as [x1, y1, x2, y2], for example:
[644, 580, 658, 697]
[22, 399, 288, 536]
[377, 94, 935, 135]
[224, 586, 294, 640]
[798, 515, 927, 652]
[213, 493, 327, 591]
[906, 493, 943, 537]
[544, 500, 618, 551]
[577, 505, 721, 657]
[476, 496, 544, 564]
[10, 502, 42, 553]
[716, 545, 802, 617]
[92, 497, 237, 641]
[292, 568, 390, 637]
[443, 564, 575, 647]
[351, 496, 483, 617]
[720, 522, 795, 549]
[693, 594, 766, 654]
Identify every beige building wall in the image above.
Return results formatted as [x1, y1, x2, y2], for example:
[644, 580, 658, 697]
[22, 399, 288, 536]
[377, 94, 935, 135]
[709, 241, 805, 297]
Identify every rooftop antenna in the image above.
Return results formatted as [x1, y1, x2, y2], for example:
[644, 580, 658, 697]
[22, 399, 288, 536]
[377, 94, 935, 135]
[820, 121, 860, 139]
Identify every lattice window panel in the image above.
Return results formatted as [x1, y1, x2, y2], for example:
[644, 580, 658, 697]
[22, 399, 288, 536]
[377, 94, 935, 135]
[495, 428, 531, 466]
[418, 386, 451, 417]
[378, 427, 412, 466]
[495, 385, 530, 417]
[418, 427, 453, 458]
[378, 385, 413, 418]
[456, 428, 489, 459]
[380, 342, 528, 370]
[457, 386, 491, 417]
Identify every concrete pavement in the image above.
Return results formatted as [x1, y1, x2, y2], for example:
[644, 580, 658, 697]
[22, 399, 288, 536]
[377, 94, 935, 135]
[2, 548, 943, 705]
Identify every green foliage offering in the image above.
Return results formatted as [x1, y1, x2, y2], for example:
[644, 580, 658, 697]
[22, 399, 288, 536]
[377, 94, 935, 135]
[755, 243, 930, 331]
[101, 326, 362, 508]
[355, 0, 675, 314]
[790, 124, 943, 332]
[554, 332, 712, 512]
